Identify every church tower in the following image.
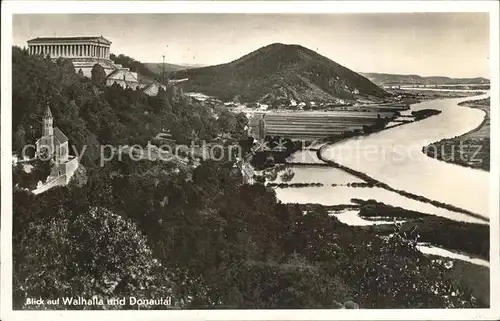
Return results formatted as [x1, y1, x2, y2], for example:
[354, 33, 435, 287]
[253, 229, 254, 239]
[43, 105, 54, 137]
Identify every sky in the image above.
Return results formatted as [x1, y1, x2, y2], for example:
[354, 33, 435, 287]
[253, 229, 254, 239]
[12, 13, 490, 78]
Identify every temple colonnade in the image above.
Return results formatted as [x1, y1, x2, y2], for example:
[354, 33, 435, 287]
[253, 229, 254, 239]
[28, 43, 110, 59]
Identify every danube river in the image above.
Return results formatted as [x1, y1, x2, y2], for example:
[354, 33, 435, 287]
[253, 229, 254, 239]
[275, 91, 490, 224]
[320, 91, 490, 219]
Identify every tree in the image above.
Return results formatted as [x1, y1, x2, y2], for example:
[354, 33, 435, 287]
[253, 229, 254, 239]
[217, 108, 237, 134]
[91, 63, 106, 87]
[13, 206, 177, 310]
[13, 125, 27, 156]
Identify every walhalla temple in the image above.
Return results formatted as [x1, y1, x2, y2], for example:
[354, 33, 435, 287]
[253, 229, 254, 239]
[27, 35, 183, 96]
[22, 35, 187, 194]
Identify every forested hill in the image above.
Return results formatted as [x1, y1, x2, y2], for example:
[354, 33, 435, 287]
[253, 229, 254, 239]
[12, 46, 231, 165]
[172, 43, 389, 103]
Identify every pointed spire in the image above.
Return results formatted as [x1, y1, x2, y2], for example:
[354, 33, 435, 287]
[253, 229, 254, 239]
[44, 103, 53, 119]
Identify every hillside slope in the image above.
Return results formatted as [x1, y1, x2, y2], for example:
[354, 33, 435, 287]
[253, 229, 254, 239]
[144, 62, 192, 74]
[362, 72, 490, 86]
[172, 43, 388, 103]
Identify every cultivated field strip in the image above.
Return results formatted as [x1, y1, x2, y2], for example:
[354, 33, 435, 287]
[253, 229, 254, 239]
[262, 111, 392, 138]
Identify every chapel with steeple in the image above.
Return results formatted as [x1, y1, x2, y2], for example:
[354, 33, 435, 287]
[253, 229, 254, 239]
[34, 104, 79, 191]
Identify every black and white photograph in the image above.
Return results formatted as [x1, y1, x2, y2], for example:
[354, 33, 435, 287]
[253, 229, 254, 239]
[1, 1, 499, 320]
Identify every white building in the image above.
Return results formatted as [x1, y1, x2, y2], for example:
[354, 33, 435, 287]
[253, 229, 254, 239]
[27, 36, 169, 96]
[28, 36, 115, 77]
[33, 105, 79, 194]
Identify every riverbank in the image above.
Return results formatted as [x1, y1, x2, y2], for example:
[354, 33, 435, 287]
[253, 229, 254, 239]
[294, 200, 490, 307]
[253, 105, 442, 170]
[315, 147, 488, 223]
[326, 200, 490, 307]
[389, 89, 484, 105]
[352, 199, 489, 260]
[423, 97, 490, 171]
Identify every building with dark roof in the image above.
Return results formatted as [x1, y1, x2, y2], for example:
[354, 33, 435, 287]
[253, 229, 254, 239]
[36, 106, 70, 163]
[34, 105, 79, 193]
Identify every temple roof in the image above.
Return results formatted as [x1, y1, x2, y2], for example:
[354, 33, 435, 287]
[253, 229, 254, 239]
[53, 127, 68, 145]
[28, 36, 111, 45]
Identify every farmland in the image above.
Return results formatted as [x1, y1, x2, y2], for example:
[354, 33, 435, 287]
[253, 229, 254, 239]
[255, 111, 397, 140]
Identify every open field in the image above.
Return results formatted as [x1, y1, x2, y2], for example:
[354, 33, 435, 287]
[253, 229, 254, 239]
[256, 111, 396, 140]
[423, 97, 490, 171]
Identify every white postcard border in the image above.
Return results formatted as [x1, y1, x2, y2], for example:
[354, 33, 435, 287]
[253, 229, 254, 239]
[1, 1, 499, 320]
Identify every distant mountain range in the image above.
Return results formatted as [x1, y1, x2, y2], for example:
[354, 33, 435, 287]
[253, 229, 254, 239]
[170, 43, 389, 103]
[144, 62, 205, 74]
[361, 72, 490, 86]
